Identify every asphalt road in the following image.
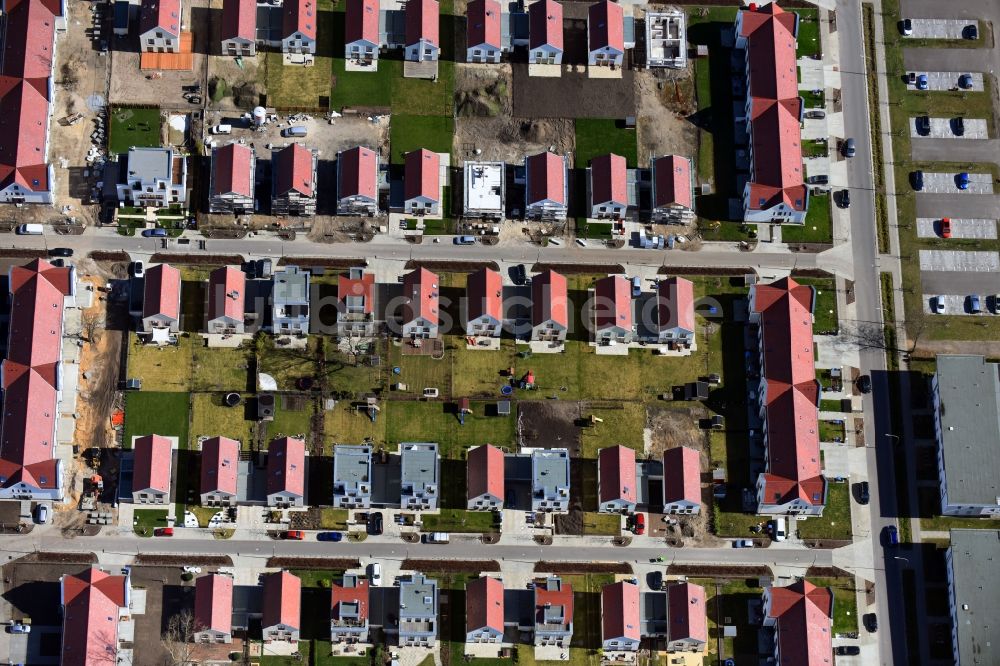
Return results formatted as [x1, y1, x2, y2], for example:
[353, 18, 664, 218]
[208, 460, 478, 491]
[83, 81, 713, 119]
[910, 138, 1000, 164]
[920, 271, 1000, 294]
[902, 48, 992, 74]
[915, 193, 1000, 218]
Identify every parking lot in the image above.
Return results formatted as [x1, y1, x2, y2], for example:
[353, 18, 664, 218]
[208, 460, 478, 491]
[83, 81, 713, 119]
[904, 71, 984, 91]
[922, 293, 998, 315]
[918, 171, 994, 194]
[919, 249, 1000, 272]
[916, 217, 997, 239]
[909, 116, 988, 139]
[903, 18, 980, 40]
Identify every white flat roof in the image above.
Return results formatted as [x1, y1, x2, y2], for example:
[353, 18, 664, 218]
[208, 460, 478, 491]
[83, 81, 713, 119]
[464, 161, 504, 213]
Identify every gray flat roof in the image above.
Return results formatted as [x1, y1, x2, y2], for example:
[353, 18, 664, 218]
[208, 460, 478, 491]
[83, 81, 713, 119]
[274, 266, 309, 303]
[400, 443, 438, 485]
[935, 355, 1000, 506]
[532, 449, 569, 489]
[126, 147, 172, 180]
[334, 445, 373, 485]
[949, 529, 1000, 665]
[399, 574, 437, 618]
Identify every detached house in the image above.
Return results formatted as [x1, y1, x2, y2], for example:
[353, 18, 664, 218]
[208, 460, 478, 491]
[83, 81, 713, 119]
[651, 155, 694, 223]
[332, 444, 373, 508]
[666, 582, 707, 653]
[331, 574, 370, 643]
[587, 0, 624, 68]
[398, 574, 439, 647]
[467, 0, 502, 63]
[200, 436, 239, 507]
[762, 581, 832, 665]
[337, 146, 379, 216]
[400, 442, 439, 510]
[467, 444, 504, 510]
[531, 269, 568, 343]
[141, 263, 181, 340]
[344, 0, 379, 65]
[220, 0, 256, 56]
[139, 0, 181, 53]
[194, 574, 234, 643]
[601, 581, 641, 653]
[598, 445, 636, 514]
[528, 0, 563, 65]
[532, 448, 570, 512]
[404, 149, 441, 216]
[116, 147, 187, 207]
[209, 142, 255, 214]
[283, 0, 317, 54]
[525, 152, 568, 221]
[206, 266, 246, 335]
[466, 267, 503, 338]
[593, 275, 633, 345]
[466, 577, 504, 644]
[263, 571, 301, 643]
[405, 0, 440, 62]
[337, 268, 377, 338]
[272, 265, 311, 335]
[131, 434, 172, 504]
[589, 153, 627, 219]
[60, 568, 132, 666]
[662, 446, 701, 514]
[266, 437, 305, 508]
[401, 267, 440, 339]
[656, 277, 695, 348]
[272, 143, 318, 216]
[535, 577, 573, 647]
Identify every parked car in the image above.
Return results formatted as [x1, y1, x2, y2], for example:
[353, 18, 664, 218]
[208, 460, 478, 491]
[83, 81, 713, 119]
[841, 137, 856, 157]
[732, 539, 754, 548]
[631, 276, 642, 297]
[281, 125, 308, 138]
[510, 264, 527, 285]
[993, 294, 1000, 315]
[856, 481, 870, 505]
[772, 517, 786, 541]
[633, 513, 645, 535]
[454, 235, 476, 245]
[130, 260, 145, 277]
[836, 189, 851, 209]
[911, 170, 924, 191]
[963, 24, 978, 40]
[424, 532, 450, 544]
[835, 646, 861, 656]
[957, 172, 971, 190]
[916, 74, 928, 90]
[284, 530, 305, 540]
[931, 296, 946, 314]
[940, 218, 952, 238]
[368, 562, 382, 586]
[317, 532, 343, 542]
[35, 504, 48, 523]
[864, 613, 879, 633]
[958, 74, 974, 89]
[806, 175, 829, 185]
[951, 117, 965, 136]
[884, 525, 899, 546]
[804, 110, 826, 120]
[915, 115, 931, 136]
[153, 527, 174, 537]
[967, 294, 982, 314]
[48, 247, 73, 257]
[899, 18, 913, 35]
[857, 375, 872, 394]
[367, 511, 383, 535]
[7, 623, 30, 634]
[142, 228, 167, 237]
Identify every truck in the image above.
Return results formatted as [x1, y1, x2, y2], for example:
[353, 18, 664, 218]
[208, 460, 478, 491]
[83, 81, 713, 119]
[16, 223, 43, 235]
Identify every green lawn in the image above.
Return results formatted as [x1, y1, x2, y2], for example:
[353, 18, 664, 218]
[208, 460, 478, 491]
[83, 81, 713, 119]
[808, 577, 858, 634]
[385, 400, 516, 458]
[392, 61, 456, 116]
[191, 343, 250, 392]
[109, 106, 161, 155]
[324, 402, 387, 451]
[580, 512, 621, 535]
[795, 10, 821, 58]
[575, 219, 614, 239]
[268, 396, 314, 441]
[122, 391, 190, 449]
[421, 509, 496, 533]
[819, 419, 846, 442]
[781, 194, 832, 244]
[133, 508, 169, 537]
[386, 342, 454, 396]
[796, 482, 853, 540]
[186, 505, 220, 528]
[127, 334, 193, 391]
[190, 392, 255, 449]
[390, 115, 455, 163]
[263, 46, 333, 109]
[258, 339, 318, 390]
[795, 277, 839, 333]
[320, 508, 349, 529]
[574, 119, 638, 167]
[820, 399, 849, 413]
[919, 515, 1000, 532]
[330, 57, 395, 109]
[579, 403, 646, 458]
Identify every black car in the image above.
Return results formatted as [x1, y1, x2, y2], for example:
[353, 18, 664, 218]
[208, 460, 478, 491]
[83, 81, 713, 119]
[48, 247, 73, 257]
[864, 613, 878, 633]
[841, 137, 856, 158]
[835, 646, 861, 656]
[836, 189, 851, 209]
[510, 263, 527, 285]
[951, 117, 965, 136]
[806, 175, 829, 185]
[856, 375, 872, 394]
[899, 18, 913, 35]
[915, 115, 931, 136]
[959, 74, 974, 90]
[367, 511, 383, 535]
[911, 170, 924, 192]
[963, 24, 978, 40]
[856, 481, 870, 505]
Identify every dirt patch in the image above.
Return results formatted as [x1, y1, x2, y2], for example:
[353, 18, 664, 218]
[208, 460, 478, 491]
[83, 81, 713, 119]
[279, 256, 367, 269]
[531, 263, 625, 275]
[633, 67, 698, 166]
[666, 565, 770, 578]
[454, 117, 575, 164]
[534, 561, 632, 574]
[455, 63, 513, 118]
[90, 251, 132, 263]
[266, 557, 361, 569]
[150, 253, 244, 265]
[135, 554, 233, 566]
[0, 248, 49, 259]
[646, 404, 709, 458]
[517, 401, 581, 451]
[401, 559, 501, 573]
[656, 266, 753, 276]
[403, 260, 501, 273]
[21, 551, 98, 565]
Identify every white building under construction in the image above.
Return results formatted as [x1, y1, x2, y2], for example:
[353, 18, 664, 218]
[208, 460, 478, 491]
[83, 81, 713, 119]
[645, 11, 685, 68]
[463, 161, 505, 219]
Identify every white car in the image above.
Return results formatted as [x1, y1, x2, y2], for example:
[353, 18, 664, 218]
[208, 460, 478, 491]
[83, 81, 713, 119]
[35, 504, 48, 524]
[130, 260, 144, 278]
[368, 562, 382, 586]
[183, 566, 202, 574]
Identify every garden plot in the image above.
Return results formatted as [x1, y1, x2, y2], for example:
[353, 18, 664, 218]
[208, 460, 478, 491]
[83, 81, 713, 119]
[903, 19, 979, 41]
[919, 249, 1000, 272]
[905, 71, 984, 92]
[920, 172, 993, 194]
[916, 217, 997, 239]
[909, 117, 988, 139]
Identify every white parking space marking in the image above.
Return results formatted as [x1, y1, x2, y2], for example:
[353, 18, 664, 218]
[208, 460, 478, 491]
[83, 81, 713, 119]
[909, 117, 989, 139]
[923, 293, 998, 316]
[919, 172, 994, 194]
[905, 71, 984, 92]
[916, 217, 997, 239]
[919, 250, 1000, 272]
[904, 18, 979, 40]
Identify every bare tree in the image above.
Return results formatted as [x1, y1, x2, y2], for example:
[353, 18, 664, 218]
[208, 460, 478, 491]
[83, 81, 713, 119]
[81, 310, 104, 344]
[162, 608, 196, 666]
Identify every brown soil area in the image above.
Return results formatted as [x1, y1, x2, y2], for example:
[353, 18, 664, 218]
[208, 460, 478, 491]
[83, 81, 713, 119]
[136, 554, 234, 566]
[454, 115, 574, 164]
[517, 401, 582, 451]
[531, 262, 625, 275]
[401, 559, 501, 573]
[404, 260, 501, 273]
[534, 561, 632, 574]
[266, 557, 361, 569]
[646, 404, 709, 458]
[455, 64, 513, 118]
[633, 67, 698, 165]
[666, 565, 770, 578]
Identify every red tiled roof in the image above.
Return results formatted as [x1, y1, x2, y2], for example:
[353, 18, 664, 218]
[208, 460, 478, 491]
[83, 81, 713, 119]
[267, 437, 305, 498]
[526, 152, 566, 206]
[467, 576, 504, 634]
[766, 580, 832, 665]
[61, 568, 129, 666]
[139, 0, 181, 36]
[345, 0, 379, 44]
[598, 445, 636, 505]
[132, 434, 172, 494]
[594, 275, 631, 331]
[653, 155, 692, 209]
[142, 263, 181, 321]
[207, 266, 246, 323]
[263, 571, 301, 631]
[467, 267, 502, 323]
[667, 582, 707, 645]
[588, 0, 623, 52]
[2, 0, 60, 80]
[739, 3, 799, 100]
[467, 0, 501, 49]
[752, 278, 825, 508]
[405, 0, 439, 47]
[404, 148, 440, 202]
[221, 0, 255, 41]
[283, 0, 317, 40]
[532, 269, 568, 329]
[211, 143, 253, 198]
[467, 444, 504, 502]
[529, 0, 563, 50]
[657, 277, 695, 334]
[274, 143, 315, 197]
[339, 146, 378, 201]
[338, 270, 375, 314]
[662, 446, 701, 506]
[402, 267, 439, 325]
[590, 153, 627, 208]
[332, 576, 369, 622]
[195, 574, 233, 635]
[602, 581, 640, 642]
[200, 436, 239, 496]
[535, 578, 573, 626]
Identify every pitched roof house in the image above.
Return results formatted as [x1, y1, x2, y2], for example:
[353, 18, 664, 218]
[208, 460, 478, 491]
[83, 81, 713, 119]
[131, 434, 172, 504]
[528, 0, 563, 65]
[331, 573, 370, 643]
[262, 571, 301, 643]
[466, 576, 504, 643]
[209, 142, 255, 214]
[403, 148, 441, 215]
[587, 0, 624, 67]
[0, 259, 74, 501]
[531, 269, 569, 343]
[601, 581, 641, 652]
[656, 277, 695, 347]
[593, 275, 633, 344]
[467, 444, 504, 510]
[666, 582, 707, 652]
[525, 151, 568, 220]
[401, 267, 440, 339]
[651, 155, 694, 222]
[282, 0, 317, 54]
[598, 445, 636, 513]
[60, 568, 131, 666]
[589, 152, 627, 219]
[404, 0, 440, 61]
[762, 580, 832, 665]
[139, 0, 181, 53]
[272, 143, 318, 216]
[141, 263, 181, 339]
[662, 446, 701, 514]
[344, 0, 379, 63]
[337, 268, 377, 338]
[467, 0, 503, 63]
[466, 267, 503, 338]
[206, 266, 246, 335]
[267, 437, 305, 507]
[749, 277, 826, 516]
[535, 576, 573, 646]
[200, 436, 240, 506]
[221, 0, 256, 55]
[194, 574, 234, 643]
[337, 146, 379, 216]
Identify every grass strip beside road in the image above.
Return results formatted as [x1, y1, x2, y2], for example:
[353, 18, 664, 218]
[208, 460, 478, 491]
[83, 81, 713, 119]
[863, 4, 890, 255]
[880, 272, 899, 371]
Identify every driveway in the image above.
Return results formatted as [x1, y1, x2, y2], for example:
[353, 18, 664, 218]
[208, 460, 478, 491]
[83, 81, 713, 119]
[915, 193, 1000, 218]
[911, 138, 1000, 165]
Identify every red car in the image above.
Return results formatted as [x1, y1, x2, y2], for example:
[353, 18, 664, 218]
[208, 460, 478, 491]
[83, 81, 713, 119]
[633, 513, 645, 535]
[153, 527, 174, 537]
[940, 218, 952, 238]
[284, 530, 305, 540]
